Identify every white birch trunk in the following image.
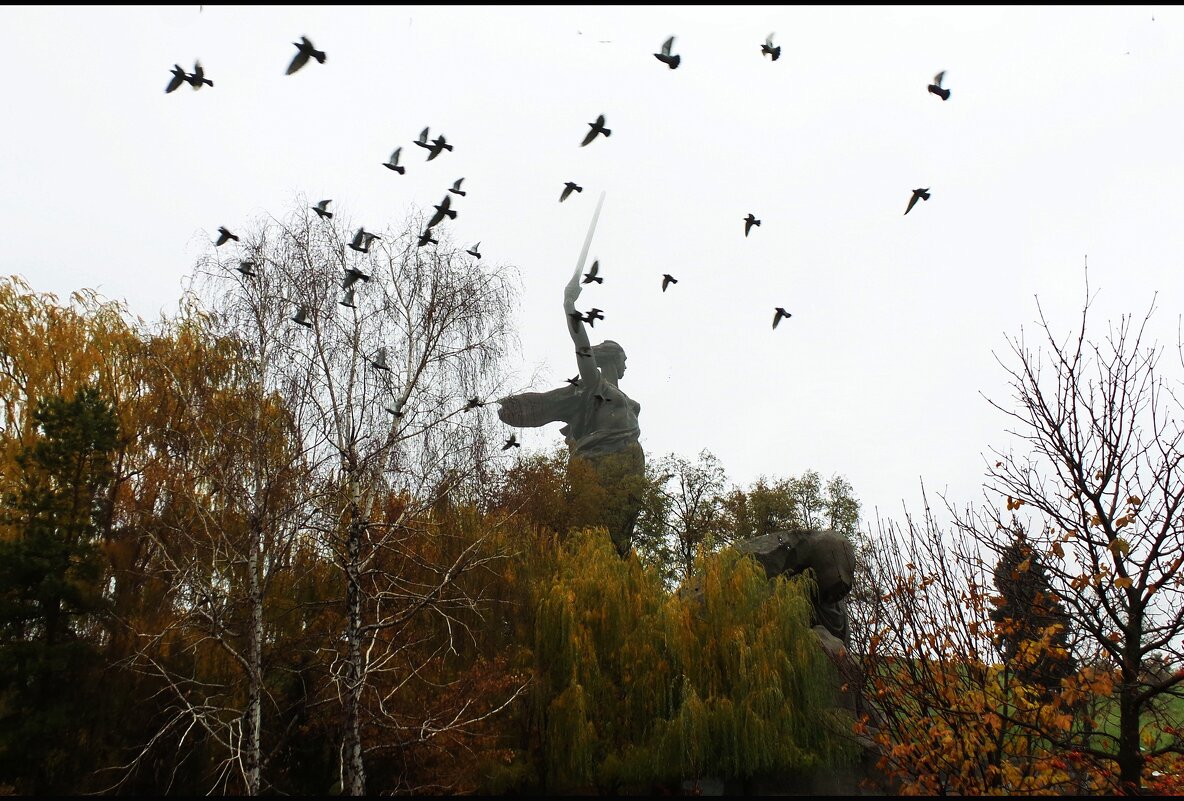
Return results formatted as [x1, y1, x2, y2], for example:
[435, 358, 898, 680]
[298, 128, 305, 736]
[342, 510, 366, 795]
[245, 517, 263, 795]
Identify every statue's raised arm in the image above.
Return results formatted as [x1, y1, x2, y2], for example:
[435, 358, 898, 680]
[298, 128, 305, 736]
[565, 274, 600, 388]
[565, 190, 604, 386]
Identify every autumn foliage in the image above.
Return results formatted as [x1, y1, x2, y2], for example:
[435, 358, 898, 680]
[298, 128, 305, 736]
[0, 273, 863, 795]
[7, 262, 1183, 796]
[853, 293, 1184, 795]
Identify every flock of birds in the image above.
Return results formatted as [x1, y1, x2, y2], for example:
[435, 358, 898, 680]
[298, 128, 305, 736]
[167, 30, 952, 452]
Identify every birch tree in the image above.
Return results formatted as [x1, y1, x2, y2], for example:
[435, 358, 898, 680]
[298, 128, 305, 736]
[111, 294, 318, 794]
[194, 200, 520, 794]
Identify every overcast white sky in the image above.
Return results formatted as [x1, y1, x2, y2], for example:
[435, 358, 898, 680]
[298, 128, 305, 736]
[3, 5, 1181, 525]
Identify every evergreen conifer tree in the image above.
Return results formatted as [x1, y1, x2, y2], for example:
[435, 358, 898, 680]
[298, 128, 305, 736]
[991, 526, 1077, 700]
[0, 387, 118, 793]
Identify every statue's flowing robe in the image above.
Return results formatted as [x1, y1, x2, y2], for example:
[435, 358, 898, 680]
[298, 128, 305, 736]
[498, 380, 644, 555]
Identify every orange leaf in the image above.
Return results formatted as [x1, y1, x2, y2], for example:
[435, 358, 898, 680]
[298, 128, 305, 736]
[1114, 576, 1133, 589]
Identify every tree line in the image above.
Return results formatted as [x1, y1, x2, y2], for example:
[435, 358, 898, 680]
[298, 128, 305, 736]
[3, 206, 1183, 794]
[0, 205, 864, 795]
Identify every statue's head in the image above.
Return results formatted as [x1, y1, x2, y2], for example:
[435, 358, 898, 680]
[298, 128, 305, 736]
[592, 340, 626, 377]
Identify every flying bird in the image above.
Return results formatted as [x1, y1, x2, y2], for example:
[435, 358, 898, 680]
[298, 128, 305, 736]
[927, 71, 950, 101]
[772, 307, 792, 329]
[466, 242, 482, 259]
[448, 177, 466, 196]
[502, 434, 520, 451]
[342, 266, 370, 290]
[427, 134, 452, 161]
[340, 288, 356, 308]
[585, 308, 604, 327]
[654, 35, 680, 69]
[348, 229, 365, 252]
[905, 187, 931, 215]
[662, 274, 678, 292]
[165, 64, 188, 93]
[427, 195, 456, 229]
[287, 36, 326, 75]
[582, 260, 602, 284]
[382, 147, 405, 174]
[312, 199, 333, 219]
[186, 61, 213, 89]
[413, 127, 433, 152]
[744, 214, 761, 237]
[369, 347, 391, 372]
[581, 114, 611, 146]
[566, 375, 580, 386]
[215, 227, 239, 246]
[560, 182, 583, 202]
[292, 306, 313, 328]
[464, 397, 483, 411]
[417, 229, 438, 248]
[348, 228, 380, 253]
[761, 33, 781, 60]
[237, 261, 258, 277]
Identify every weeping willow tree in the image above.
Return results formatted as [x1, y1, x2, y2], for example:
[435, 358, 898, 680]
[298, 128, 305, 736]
[523, 528, 854, 794]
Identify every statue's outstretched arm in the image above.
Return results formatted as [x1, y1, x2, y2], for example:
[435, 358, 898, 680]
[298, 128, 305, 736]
[497, 387, 574, 428]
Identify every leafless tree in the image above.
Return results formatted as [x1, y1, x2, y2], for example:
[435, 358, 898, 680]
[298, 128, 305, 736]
[972, 286, 1184, 790]
[199, 200, 522, 795]
[853, 283, 1184, 793]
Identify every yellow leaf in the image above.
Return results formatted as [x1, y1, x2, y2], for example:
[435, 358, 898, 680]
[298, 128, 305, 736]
[1109, 538, 1130, 557]
[1017, 558, 1031, 573]
[1114, 576, 1133, 589]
